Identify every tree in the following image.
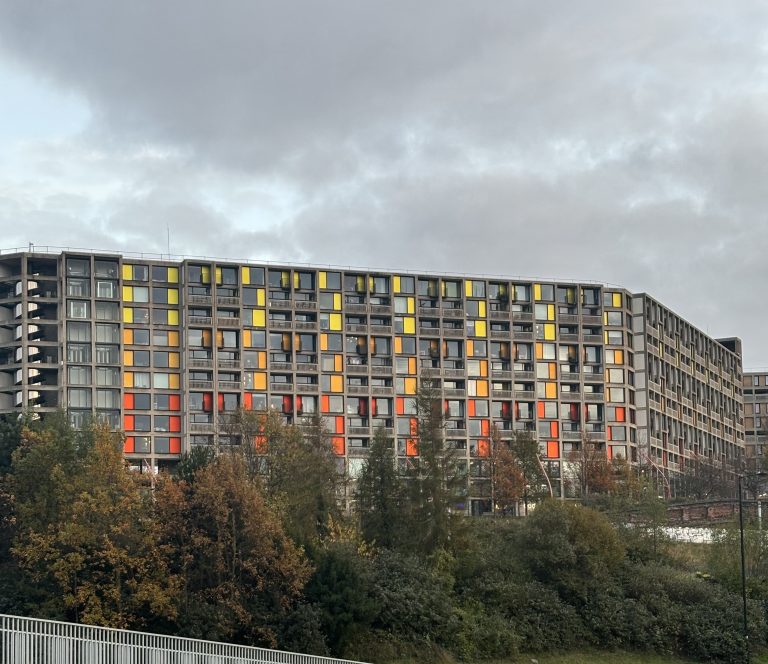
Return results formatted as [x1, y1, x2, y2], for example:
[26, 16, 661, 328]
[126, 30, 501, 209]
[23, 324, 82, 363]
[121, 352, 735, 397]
[564, 432, 614, 500]
[356, 426, 404, 548]
[676, 452, 737, 500]
[155, 453, 311, 646]
[401, 377, 465, 554]
[11, 422, 178, 628]
[488, 424, 525, 514]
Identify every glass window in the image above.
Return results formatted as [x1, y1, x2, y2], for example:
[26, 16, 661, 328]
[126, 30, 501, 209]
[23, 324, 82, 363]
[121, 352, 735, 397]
[443, 280, 461, 298]
[66, 258, 90, 277]
[67, 343, 91, 363]
[68, 365, 91, 385]
[67, 322, 91, 342]
[96, 367, 119, 386]
[133, 436, 151, 454]
[94, 260, 118, 278]
[68, 388, 91, 408]
[67, 278, 90, 297]
[96, 344, 119, 364]
[398, 276, 415, 293]
[68, 300, 90, 319]
[131, 415, 151, 431]
[95, 389, 119, 409]
[95, 301, 119, 321]
[132, 350, 150, 367]
[131, 265, 149, 282]
[132, 372, 151, 388]
[96, 281, 117, 298]
[95, 323, 119, 343]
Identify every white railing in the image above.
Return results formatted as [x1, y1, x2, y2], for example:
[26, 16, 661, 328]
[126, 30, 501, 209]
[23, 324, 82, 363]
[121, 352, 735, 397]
[0, 614, 369, 664]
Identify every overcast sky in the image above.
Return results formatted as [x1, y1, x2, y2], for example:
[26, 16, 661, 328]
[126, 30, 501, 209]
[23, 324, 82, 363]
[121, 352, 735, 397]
[1, 2, 768, 367]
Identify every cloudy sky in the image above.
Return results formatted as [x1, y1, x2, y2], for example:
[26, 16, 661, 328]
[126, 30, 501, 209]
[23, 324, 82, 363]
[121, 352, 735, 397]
[1, 2, 768, 366]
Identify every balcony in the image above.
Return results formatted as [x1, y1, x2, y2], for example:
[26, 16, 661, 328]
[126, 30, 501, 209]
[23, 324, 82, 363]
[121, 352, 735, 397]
[216, 295, 240, 306]
[418, 307, 439, 316]
[189, 380, 213, 389]
[582, 315, 602, 326]
[296, 363, 318, 372]
[295, 300, 317, 310]
[347, 364, 368, 374]
[418, 328, 440, 337]
[370, 325, 392, 335]
[490, 330, 510, 340]
[217, 317, 241, 328]
[346, 303, 367, 314]
[270, 382, 293, 392]
[443, 368, 465, 379]
[188, 294, 212, 305]
[189, 316, 212, 326]
[443, 329, 464, 338]
[490, 310, 510, 320]
[349, 426, 370, 435]
[560, 333, 579, 342]
[513, 390, 535, 399]
[371, 386, 394, 395]
[371, 365, 392, 375]
[270, 320, 292, 330]
[512, 311, 533, 322]
[493, 389, 513, 399]
[190, 423, 215, 433]
[297, 383, 318, 393]
[219, 380, 242, 390]
[514, 370, 535, 380]
[189, 358, 213, 369]
[217, 359, 240, 370]
[346, 323, 368, 334]
[270, 361, 293, 371]
[348, 385, 369, 395]
[584, 393, 604, 402]
[370, 304, 391, 315]
[583, 334, 602, 343]
[443, 388, 465, 397]
[442, 309, 464, 319]
[513, 331, 533, 341]
[492, 370, 512, 380]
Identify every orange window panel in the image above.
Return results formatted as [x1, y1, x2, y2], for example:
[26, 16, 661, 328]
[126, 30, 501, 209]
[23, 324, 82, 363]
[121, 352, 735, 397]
[124, 414, 135, 430]
[535, 343, 544, 360]
[330, 374, 344, 392]
[169, 394, 181, 411]
[169, 416, 181, 432]
[476, 380, 488, 397]
[255, 436, 268, 453]
[406, 438, 418, 456]
[394, 337, 403, 353]
[335, 416, 345, 434]
[396, 397, 405, 415]
[334, 354, 343, 372]
[123, 329, 133, 345]
[169, 438, 181, 454]
[477, 439, 490, 457]
[468, 400, 476, 417]
[254, 372, 267, 390]
[550, 421, 559, 438]
[537, 401, 545, 418]
[616, 407, 626, 422]
[123, 393, 135, 409]
[481, 419, 490, 436]
[548, 363, 556, 379]
[123, 436, 135, 454]
[409, 417, 418, 436]
[479, 360, 488, 377]
[466, 339, 474, 356]
[547, 441, 559, 459]
[332, 437, 345, 456]
[408, 357, 417, 374]
[404, 377, 417, 394]
[607, 426, 613, 441]
[321, 395, 330, 413]
[243, 392, 253, 410]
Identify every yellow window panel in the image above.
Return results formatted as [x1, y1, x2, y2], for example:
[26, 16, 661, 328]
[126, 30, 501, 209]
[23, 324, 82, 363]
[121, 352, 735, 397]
[545, 382, 557, 399]
[215, 267, 222, 285]
[168, 289, 179, 305]
[534, 284, 542, 301]
[280, 271, 290, 289]
[293, 272, 300, 289]
[334, 354, 343, 372]
[615, 350, 624, 364]
[403, 316, 415, 334]
[394, 337, 403, 354]
[465, 280, 473, 297]
[369, 276, 374, 292]
[613, 292, 622, 308]
[408, 357, 417, 374]
[201, 266, 211, 284]
[329, 313, 342, 331]
[122, 264, 132, 280]
[603, 313, 609, 325]
[441, 281, 446, 297]
[333, 292, 342, 310]
[404, 377, 417, 394]
[169, 353, 180, 368]
[123, 329, 133, 345]
[167, 310, 179, 326]
[202, 329, 212, 347]
[243, 329, 252, 347]
[168, 267, 179, 283]
[124, 372, 134, 388]
[475, 320, 487, 337]
[356, 275, 365, 293]
[123, 307, 133, 324]
[122, 286, 133, 302]
[123, 350, 134, 366]
[547, 304, 555, 320]
[319, 271, 327, 289]
[257, 288, 265, 307]
[252, 309, 266, 327]
[465, 339, 474, 356]
[241, 267, 251, 285]
[216, 330, 224, 348]
[535, 342, 543, 360]
[407, 297, 415, 314]
[544, 324, 555, 340]
[330, 375, 344, 392]
[478, 301, 486, 318]
[254, 372, 267, 390]
[168, 331, 179, 346]
[320, 334, 328, 351]
[604, 332, 609, 345]
[479, 360, 488, 377]
[258, 351, 267, 368]
[169, 374, 180, 389]
[476, 379, 489, 397]
[393, 275, 401, 293]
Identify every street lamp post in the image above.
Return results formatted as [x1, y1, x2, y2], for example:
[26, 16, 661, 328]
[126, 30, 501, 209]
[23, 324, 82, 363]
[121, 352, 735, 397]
[738, 471, 766, 664]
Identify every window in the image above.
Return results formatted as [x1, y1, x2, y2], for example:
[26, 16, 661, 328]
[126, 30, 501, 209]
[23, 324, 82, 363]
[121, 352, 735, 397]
[323, 271, 341, 290]
[96, 280, 117, 298]
[68, 366, 91, 385]
[68, 388, 91, 408]
[96, 323, 119, 343]
[67, 278, 90, 297]
[133, 436, 151, 454]
[96, 345, 119, 364]
[95, 389, 119, 409]
[96, 367, 119, 386]
[443, 280, 461, 298]
[94, 260, 118, 278]
[130, 350, 150, 367]
[95, 301, 119, 321]
[67, 344, 91, 363]
[68, 300, 90, 319]
[67, 322, 91, 342]
[66, 258, 90, 277]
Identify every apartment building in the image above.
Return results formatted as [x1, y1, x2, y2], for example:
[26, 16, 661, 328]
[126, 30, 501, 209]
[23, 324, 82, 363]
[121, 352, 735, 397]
[743, 371, 768, 470]
[0, 249, 745, 509]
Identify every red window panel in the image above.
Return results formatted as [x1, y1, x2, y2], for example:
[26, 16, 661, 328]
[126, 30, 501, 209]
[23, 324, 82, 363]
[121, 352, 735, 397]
[321, 395, 330, 413]
[406, 438, 418, 456]
[615, 407, 626, 422]
[282, 396, 293, 414]
[332, 437, 345, 455]
[335, 416, 345, 434]
[169, 394, 181, 411]
[481, 419, 490, 436]
[169, 416, 181, 432]
[123, 393, 135, 409]
[537, 401, 545, 419]
[477, 439, 490, 457]
[547, 441, 559, 459]
[124, 414, 135, 430]
[550, 421, 559, 438]
[243, 392, 253, 410]
[569, 403, 579, 421]
[217, 394, 225, 412]
[371, 398, 378, 416]
[409, 417, 418, 437]
[396, 397, 405, 415]
[123, 436, 135, 454]
[296, 396, 303, 414]
[203, 393, 213, 411]
[468, 400, 476, 417]
[501, 401, 512, 419]
[607, 426, 613, 441]
[169, 437, 181, 454]
[358, 398, 368, 416]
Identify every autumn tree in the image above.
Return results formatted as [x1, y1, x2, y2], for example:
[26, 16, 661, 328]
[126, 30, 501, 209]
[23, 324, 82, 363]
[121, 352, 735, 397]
[488, 424, 525, 514]
[356, 426, 404, 548]
[155, 453, 311, 646]
[564, 432, 615, 500]
[11, 421, 177, 628]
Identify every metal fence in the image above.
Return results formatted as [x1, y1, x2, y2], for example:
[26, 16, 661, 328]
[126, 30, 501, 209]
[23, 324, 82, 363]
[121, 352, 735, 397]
[0, 614, 369, 664]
